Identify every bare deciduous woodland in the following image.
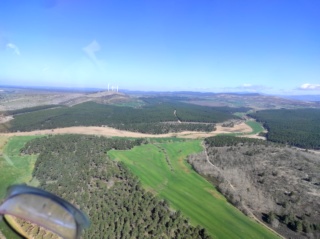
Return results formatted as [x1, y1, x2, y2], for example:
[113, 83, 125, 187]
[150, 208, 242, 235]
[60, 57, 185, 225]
[188, 136, 320, 239]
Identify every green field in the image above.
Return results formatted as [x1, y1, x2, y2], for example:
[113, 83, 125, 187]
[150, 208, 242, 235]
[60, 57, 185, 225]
[0, 136, 40, 199]
[0, 136, 40, 239]
[246, 121, 265, 135]
[108, 140, 279, 239]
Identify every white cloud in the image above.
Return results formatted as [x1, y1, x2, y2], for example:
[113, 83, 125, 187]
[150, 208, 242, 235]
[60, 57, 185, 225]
[236, 84, 269, 91]
[6, 43, 20, 55]
[299, 83, 320, 90]
[242, 83, 252, 87]
[83, 40, 101, 66]
[81, 40, 108, 78]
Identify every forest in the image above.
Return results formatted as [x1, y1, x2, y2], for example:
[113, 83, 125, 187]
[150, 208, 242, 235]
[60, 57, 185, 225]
[18, 135, 211, 239]
[249, 108, 320, 149]
[204, 135, 271, 147]
[1, 105, 64, 116]
[1, 100, 244, 133]
[140, 96, 251, 115]
[188, 135, 320, 239]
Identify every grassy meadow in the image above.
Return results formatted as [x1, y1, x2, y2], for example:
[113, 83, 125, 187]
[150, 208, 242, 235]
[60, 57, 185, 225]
[108, 140, 279, 239]
[0, 136, 40, 199]
[246, 121, 265, 135]
[0, 136, 40, 239]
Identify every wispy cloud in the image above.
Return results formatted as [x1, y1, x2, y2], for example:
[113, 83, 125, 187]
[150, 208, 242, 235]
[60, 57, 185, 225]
[235, 84, 270, 91]
[59, 40, 107, 83]
[6, 43, 20, 55]
[82, 40, 108, 77]
[83, 40, 101, 66]
[298, 83, 320, 90]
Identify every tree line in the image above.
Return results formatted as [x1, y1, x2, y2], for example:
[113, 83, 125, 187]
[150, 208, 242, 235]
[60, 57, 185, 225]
[204, 135, 271, 147]
[249, 108, 320, 149]
[1, 104, 64, 116]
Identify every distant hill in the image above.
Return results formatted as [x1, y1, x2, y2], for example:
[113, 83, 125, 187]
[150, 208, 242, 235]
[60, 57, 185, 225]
[1, 86, 320, 112]
[122, 89, 261, 97]
[280, 95, 320, 102]
[186, 93, 319, 109]
[62, 91, 132, 106]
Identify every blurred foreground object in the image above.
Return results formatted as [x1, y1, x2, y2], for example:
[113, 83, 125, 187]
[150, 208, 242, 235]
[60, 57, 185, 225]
[0, 185, 90, 239]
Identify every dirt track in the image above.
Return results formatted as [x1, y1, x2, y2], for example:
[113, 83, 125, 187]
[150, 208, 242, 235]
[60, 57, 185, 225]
[0, 122, 253, 139]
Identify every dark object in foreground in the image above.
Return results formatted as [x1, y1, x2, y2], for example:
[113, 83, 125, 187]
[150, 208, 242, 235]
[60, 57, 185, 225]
[0, 184, 90, 239]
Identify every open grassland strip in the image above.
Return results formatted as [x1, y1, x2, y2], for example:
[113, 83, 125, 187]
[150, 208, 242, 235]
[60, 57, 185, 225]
[153, 144, 173, 171]
[2, 154, 14, 167]
[110, 144, 171, 192]
[233, 112, 246, 118]
[108, 140, 279, 239]
[0, 136, 40, 239]
[0, 137, 8, 152]
[245, 120, 265, 135]
[0, 136, 40, 198]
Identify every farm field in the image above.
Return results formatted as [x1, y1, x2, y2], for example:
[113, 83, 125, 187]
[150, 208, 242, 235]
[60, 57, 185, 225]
[0, 136, 39, 199]
[0, 136, 40, 239]
[245, 121, 265, 135]
[108, 140, 279, 239]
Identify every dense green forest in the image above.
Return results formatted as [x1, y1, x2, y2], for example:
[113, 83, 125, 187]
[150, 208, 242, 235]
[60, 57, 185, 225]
[140, 96, 251, 115]
[249, 108, 320, 149]
[2, 100, 244, 133]
[19, 135, 211, 239]
[112, 122, 215, 134]
[1, 104, 64, 115]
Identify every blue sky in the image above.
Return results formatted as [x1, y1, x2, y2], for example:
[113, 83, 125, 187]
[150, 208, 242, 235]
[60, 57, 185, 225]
[0, 0, 319, 94]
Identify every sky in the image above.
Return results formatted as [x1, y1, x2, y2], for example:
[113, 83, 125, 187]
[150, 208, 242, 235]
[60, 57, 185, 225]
[0, 0, 319, 94]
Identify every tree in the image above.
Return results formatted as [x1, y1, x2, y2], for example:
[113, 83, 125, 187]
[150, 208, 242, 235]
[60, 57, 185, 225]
[295, 221, 303, 233]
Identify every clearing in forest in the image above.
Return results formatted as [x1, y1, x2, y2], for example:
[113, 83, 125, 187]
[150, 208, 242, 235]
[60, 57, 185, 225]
[245, 120, 265, 135]
[108, 140, 279, 239]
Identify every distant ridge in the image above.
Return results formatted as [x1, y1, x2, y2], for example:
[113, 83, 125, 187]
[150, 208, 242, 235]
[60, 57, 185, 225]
[0, 85, 104, 93]
[121, 89, 261, 97]
[280, 95, 320, 102]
